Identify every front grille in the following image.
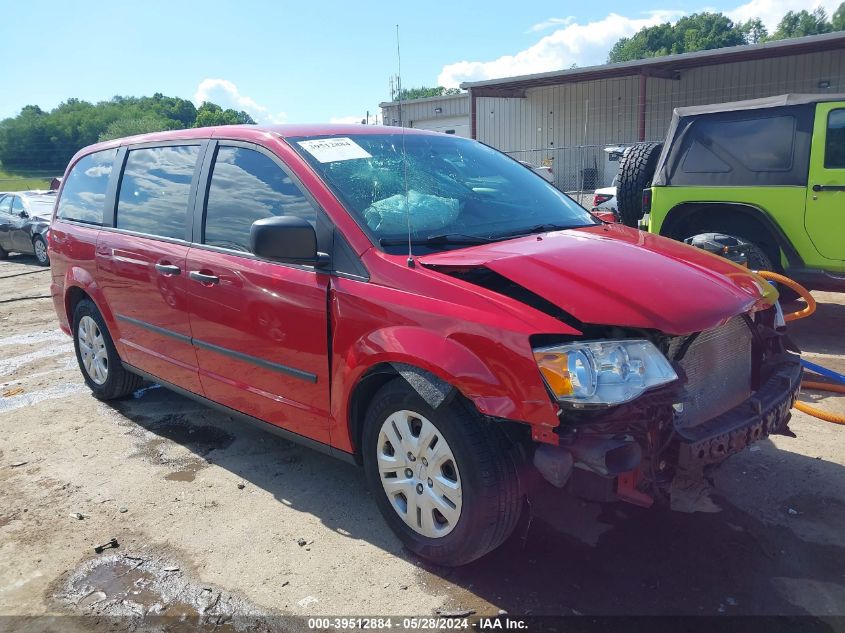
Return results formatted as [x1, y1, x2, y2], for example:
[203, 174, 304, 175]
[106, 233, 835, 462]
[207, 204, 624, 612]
[673, 316, 753, 430]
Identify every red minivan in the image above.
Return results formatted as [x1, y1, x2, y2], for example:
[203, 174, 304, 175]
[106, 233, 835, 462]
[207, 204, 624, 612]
[49, 125, 801, 565]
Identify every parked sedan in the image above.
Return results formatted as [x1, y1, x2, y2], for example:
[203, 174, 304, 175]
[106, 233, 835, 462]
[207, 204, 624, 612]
[0, 192, 54, 265]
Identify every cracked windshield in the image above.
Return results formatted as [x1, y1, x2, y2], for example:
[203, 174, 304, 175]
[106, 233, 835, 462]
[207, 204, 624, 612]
[293, 134, 596, 253]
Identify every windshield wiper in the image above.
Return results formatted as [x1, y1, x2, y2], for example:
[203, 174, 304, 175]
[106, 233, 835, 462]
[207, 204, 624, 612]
[379, 233, 494, 247]
[489, 223, 581, 240]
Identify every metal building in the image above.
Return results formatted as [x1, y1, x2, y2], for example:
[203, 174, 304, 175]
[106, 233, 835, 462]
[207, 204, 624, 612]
[459, 32, 845, 192]
[379, 93, 470, 137]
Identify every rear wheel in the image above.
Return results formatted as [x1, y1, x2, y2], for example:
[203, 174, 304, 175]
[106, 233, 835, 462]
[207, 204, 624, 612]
[32, 235, 49, 266]
[616, 142, 663, 227]
[0, 243, 7, 260]
[73, 299, 143, 400]
[362, 379, 523, 566]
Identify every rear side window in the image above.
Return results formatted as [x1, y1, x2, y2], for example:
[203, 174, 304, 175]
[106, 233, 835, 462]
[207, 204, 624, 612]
[825, 109, 845, 169]
[0, 196, 11, 215]
[57, 148, 117, 225]
[684, 115, 796, 173]
[203, 146, 316, 252]
[116, 145, 200, 240]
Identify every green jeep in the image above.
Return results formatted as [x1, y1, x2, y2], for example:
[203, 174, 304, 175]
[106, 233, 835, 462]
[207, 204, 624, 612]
[616, 94, 845, 292]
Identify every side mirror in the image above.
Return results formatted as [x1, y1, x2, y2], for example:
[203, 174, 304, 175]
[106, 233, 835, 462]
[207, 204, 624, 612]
[19, 211, 29, 219]
[250, 216, 329, 267]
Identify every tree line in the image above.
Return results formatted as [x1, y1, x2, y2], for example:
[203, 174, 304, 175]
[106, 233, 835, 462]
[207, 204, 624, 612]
[0, 94, 255, 172]
[608, 4, 845, 63]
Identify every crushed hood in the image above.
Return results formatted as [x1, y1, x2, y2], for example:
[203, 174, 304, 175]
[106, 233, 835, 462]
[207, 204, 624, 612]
[419, 224, 773, 336]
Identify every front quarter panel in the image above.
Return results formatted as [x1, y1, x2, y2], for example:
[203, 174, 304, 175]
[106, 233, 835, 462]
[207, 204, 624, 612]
[329, 274, 567, 453]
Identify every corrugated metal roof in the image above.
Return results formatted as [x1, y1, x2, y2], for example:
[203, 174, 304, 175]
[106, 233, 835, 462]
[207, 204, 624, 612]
[378, 92, 467, 108]
[673, 92, 845, 116]
[460, 32, 845, 91]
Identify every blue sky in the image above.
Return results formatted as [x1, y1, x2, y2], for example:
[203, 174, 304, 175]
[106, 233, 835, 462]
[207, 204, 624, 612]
[3, 0, 837, 124]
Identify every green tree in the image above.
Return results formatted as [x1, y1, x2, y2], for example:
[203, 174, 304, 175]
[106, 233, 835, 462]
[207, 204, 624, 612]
[0, 93, 249, 172]
[98, 116, 182, 142]
[193, 102, 256, 127]
[608, 13, 746, 63]
[738, 18, 768, 44]
[833, 2, 845, 30]
[394, 86, 462, 101]
[769, 7, 832, 40]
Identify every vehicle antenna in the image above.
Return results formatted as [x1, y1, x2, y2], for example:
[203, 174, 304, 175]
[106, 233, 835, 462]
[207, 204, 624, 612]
[396, 24, 414, 268]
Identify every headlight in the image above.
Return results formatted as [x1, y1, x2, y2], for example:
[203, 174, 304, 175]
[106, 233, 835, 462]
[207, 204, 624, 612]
[533, 339, 677, 406]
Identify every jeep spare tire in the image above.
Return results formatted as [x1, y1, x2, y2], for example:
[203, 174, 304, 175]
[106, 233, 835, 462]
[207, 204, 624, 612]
[616, 142, 663, 227]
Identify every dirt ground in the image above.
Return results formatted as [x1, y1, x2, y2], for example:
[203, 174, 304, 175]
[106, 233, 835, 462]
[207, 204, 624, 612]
[1, 252, 845, 626]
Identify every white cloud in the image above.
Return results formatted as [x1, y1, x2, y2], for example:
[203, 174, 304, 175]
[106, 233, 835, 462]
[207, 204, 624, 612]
[527, 16, 575, 33]
[193, 79, 287, 125]
[437, 10, 684, 87]
[727, 0, 840, 30]
[438, 0, 841, 88]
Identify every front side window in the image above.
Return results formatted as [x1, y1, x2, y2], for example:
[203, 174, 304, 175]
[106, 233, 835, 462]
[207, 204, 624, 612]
[11, 197, 25, 215]
[291, 134, 595, 254]
[204, 146, 316, 252]
[57, 148, 117, 225]
[116, 145, 199, 240]
[825, 109, 845, 169]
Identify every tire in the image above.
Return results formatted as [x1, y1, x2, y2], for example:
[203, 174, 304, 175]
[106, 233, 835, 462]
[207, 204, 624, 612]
[362, 379, 523, 566]
[72, 299, 144, 400]
[724, 239, 799, 302]
[739, 240, 773, 270]
[32, 235, 49, 266]
[617, 142, 663, 227]
[0, 243, 7, 260]
[684, 232, 800, 302]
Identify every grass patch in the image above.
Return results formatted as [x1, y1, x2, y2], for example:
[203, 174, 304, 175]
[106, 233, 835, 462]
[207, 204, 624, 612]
[0, 168, 54, 192]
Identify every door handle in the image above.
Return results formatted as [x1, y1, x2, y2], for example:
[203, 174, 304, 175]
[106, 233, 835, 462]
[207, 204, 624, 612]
[812, 184, 845, 192]
[155, 263, 182, 276]
[189, 270, 220, 285]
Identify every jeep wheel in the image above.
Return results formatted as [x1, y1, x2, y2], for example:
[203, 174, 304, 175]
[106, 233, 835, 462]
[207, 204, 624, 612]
[617, 142, 663, 227]
[73, 299, 144, 400]
[362, 379, 523, 566]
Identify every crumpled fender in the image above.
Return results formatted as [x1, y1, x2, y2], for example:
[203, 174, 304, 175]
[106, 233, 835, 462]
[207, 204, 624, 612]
[331, 325, 560, 452]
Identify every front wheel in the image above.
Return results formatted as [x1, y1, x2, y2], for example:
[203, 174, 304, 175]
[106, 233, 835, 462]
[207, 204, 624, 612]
[362, 379, 523, 566]
[32, 235, 49, 266]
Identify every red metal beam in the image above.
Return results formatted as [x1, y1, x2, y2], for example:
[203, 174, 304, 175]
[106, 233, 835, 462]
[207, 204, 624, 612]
[638, 73, 647, 141]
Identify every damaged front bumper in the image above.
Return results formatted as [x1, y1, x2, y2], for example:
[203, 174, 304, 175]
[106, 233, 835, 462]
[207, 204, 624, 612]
[676, 356, 802, 470]
[534, 326, 803, 506]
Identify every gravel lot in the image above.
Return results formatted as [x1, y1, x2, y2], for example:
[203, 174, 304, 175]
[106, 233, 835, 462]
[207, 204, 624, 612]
[1, 253, 844, 625]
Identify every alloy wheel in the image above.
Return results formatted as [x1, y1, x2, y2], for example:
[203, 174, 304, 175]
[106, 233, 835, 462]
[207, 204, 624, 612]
[34, 238, 48, 264]
[78, 315, 108, 385]
[377, 410, 462, 538]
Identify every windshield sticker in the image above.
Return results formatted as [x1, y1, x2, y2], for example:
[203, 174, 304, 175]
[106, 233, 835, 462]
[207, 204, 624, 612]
[297, 137, 372, 163]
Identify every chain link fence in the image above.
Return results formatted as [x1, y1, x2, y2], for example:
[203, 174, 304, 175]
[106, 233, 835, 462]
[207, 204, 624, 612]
[506, 143, 659, 205]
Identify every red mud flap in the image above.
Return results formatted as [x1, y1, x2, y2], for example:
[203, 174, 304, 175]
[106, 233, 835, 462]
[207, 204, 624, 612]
[676, 359, 802, 470]
[617, 470, 654, 508]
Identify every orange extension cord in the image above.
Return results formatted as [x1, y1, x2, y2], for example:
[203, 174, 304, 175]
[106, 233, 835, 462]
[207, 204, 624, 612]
[755, 270, 845, 425]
